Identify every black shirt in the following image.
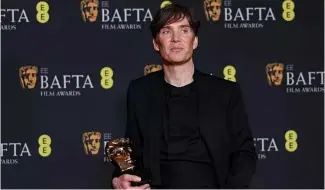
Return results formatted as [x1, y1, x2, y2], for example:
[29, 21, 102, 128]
[159, 78, 218, 188]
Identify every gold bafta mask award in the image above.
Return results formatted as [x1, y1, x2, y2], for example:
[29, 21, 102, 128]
[105, 138, 152, 186]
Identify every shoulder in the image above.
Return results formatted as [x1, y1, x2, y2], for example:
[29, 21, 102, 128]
[196, 70, 241, 95]
[127, 70, 163, 93]
[197, 70, 246, 111]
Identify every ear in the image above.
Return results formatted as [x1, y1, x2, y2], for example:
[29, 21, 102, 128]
[193, 36, 198, 50]
[152, 38, 160, 51]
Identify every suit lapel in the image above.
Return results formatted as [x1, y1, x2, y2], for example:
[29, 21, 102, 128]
[143, 71, 165, 185]
[195, 70, 214, 143]
[196, 70, 227, 185]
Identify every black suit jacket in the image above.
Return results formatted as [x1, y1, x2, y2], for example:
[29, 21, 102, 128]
[113, 69, 257, 189]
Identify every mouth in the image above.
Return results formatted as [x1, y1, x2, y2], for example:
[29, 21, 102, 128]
[171, 48, 183, 52]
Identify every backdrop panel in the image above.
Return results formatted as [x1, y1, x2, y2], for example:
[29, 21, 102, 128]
[1, 0, 324, 188]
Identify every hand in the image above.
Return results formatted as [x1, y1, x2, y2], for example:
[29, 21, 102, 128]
[112, 174, 151, 189]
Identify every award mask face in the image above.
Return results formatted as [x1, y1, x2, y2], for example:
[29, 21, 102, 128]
[105, 137, 152, 186]
[105, 138, 135, 172]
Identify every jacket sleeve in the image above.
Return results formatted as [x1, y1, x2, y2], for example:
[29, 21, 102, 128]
[226, 83, 257, 188]
[124, 80, 143, 169]
[111, 80, 143, 180]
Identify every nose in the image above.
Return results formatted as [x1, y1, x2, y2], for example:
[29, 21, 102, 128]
[275, 71, 280, 77]
[171, 32, 181, 42]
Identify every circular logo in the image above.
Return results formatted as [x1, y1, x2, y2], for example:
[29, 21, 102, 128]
[223, 65, 236, 82]
[285, 130, 298, 152]
[38, 134, 52, 157]
[36, 1, 50, 23]
[282, 0, 295, 21]
[100, 67, 114, 89]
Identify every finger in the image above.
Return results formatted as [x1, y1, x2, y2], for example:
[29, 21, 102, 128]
[121, 183, 142, 190]
[122, 174, 141, 182]
[125, 183, 149, 189]
[120, 181, 149, 189]
[120, 181, 132, 189]
[138, 183, 150, 189]
[112, 178, 120, 189]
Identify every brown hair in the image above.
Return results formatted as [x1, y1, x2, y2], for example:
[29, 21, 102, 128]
[150, 3, 200, 38]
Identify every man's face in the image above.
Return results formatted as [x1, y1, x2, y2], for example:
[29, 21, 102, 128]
[268, 65, 284, 85]
[86, 134, 100, 154]
[85, 2, 98, 22]
[22, 68, 37, 89]
[153, 17, 198, 65]
[205, 0, 221, 21]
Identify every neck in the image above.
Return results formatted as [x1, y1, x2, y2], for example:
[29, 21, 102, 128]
[163, 60, 195, 87]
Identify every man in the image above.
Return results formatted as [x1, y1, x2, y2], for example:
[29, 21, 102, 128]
[112, 3, 257, 189]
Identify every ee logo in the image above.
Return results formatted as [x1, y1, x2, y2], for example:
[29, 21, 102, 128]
[282, 0, 295, 21]
[38, 134, 52, 157]
[285, 130, 298, 152]
[36, 1, 50, 23]
[160, 1, 172, 9]
[223, 65, 236, 82]
[101, 67, 114, 89]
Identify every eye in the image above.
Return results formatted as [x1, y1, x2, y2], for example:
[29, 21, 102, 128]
[162, 30, 171, 34]
[181, 28, 189, 33]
